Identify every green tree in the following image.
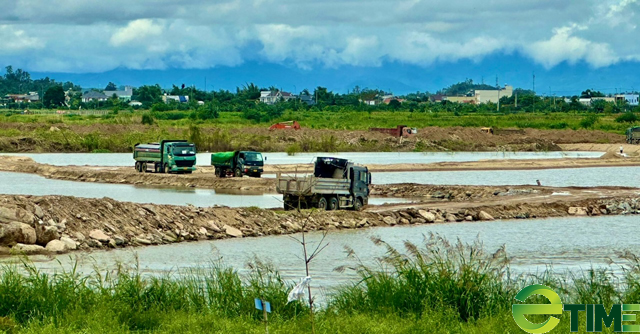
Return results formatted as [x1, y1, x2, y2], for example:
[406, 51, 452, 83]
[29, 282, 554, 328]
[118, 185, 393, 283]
[388, 99, 402, 110]
[133, 85, 162, 106]
[43, 85, 65, 108]
[105, 82, 117, 91]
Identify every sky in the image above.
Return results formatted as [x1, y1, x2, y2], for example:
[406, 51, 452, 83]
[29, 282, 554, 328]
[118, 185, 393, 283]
[1, 0, 639, 95]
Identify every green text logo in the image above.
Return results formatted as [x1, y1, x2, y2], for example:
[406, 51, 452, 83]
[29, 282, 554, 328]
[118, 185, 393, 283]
[512, 284, 640, 333]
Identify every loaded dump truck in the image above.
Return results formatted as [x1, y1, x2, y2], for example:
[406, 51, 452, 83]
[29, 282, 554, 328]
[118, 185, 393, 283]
[211, 151, 264, 178]
[276, 157, 371, 211]
[133, 140, 197, 173]
[627, 126, 640, 144]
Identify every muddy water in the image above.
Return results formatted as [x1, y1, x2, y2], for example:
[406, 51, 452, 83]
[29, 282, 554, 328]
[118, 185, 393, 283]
[10, 215, 639, 302]
[375, 166, 640, 187]
[0, 151, 603, 167]
[0, 172, 413, 208]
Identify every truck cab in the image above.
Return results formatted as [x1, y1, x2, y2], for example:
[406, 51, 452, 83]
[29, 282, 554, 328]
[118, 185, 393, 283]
[211, 150, 264, 178]
[133, 140, 196, 174]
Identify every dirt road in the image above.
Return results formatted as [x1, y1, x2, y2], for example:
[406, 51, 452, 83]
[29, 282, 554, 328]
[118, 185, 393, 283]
[1, 185, 639, 255]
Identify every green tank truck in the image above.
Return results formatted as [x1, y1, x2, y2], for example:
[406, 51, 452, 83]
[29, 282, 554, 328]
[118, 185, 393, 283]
[133, 140, 197, 173]
[626, 126, 640, 144]
[211, 151, 264, 178]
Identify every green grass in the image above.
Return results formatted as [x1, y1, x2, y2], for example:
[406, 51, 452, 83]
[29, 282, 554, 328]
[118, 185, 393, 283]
[1, 236, 640, 333]
[0, 109, 636, 153]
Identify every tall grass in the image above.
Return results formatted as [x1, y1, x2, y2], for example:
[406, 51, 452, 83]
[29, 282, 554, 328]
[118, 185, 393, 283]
[2, 236, 640, 332]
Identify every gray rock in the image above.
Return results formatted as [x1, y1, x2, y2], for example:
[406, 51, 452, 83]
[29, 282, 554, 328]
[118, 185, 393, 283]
[223, 225, 243, 238]
[36, 225, 60, 246]
[568, 207, 588, 216]
[399, 218, 410, 225]
[0, 207, 35, 224]
[135, 237, 152, 245]
[34, 205, 44, 219]
[382, 216, 397, 226]
[0, 222, 37, 246]
[619, 202, 632, 213]
[108, 239, 117, 248]
[45, 240, 68, 254]
[478, 211, 495, 221]
[89, 229, 110, 242]
[445, 214, 458, 222]
[206, 221, 222, 233]
[60, 237, 78, 250]
[357, 219, 368, 227]
[465, 216, 474, 221]
[418, 210, 436, 223]
[12, 243, 45, 255]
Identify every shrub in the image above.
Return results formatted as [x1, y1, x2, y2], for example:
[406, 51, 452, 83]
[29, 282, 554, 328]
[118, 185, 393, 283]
[141, 113, 154, 125]
[616, 112, 639, 123]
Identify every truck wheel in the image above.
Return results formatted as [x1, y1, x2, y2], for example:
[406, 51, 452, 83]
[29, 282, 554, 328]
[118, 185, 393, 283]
[164, 163, 170, 174]
[135, 162, 140, 172]
[317, 197, 327, 210]
[328, 197, 338, 211]
[155, 164, 161, 173]
[234, 168, 242, 177]
[141, 162, 147, 173]
[353, 198, 363, 211]
[215, 168, 220, 177]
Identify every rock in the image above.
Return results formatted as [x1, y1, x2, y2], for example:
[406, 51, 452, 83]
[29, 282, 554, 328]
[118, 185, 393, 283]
[418, 210, 436, 223]
[142, 205, 157, 215]
[223, 225, 243, 238]
[135, 237, 152, 245]
[478, 211, 494, 221]
[398, 211, 412, 220]
[114, 236, 126, 246]
[431, 191, 447, 199]
[34, 205, 44, 219]
[618, 202, 632, 213]
[60, 237, 78, 250]
[206, 221, 222, 233]
[591, 208, 600, 216]
[11, 243, 45, 255]
[465, 216, 474, 221]
[568, 207, 588, 216]
[382, 216, 397, 226]
[36, 225, 59, 246]
[45, 240, 68, 254]
[357, 219, 368, 227]
[445, 214, 458, 222]
[49, 126, 60, 132]
[0, 207, 35, 224]
[399, 218, 410, 225]
[0, 222, 37, 246]
[74, 232, 86, 242]
[89, 229, 110, 242]
[198, 227, 208, 236]
[108, 239, 117, 248]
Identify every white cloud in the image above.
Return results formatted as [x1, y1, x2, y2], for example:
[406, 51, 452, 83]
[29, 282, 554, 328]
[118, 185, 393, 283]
[0, 25, 41, 52]
[0, 0, 637, 72]
[526, 24, 619, 69]
[110, 19, 164, 47]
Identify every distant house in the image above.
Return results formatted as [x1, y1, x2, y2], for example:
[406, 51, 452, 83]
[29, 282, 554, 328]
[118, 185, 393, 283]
[616, 94, 640, 106]
[299, 94, 316, 106]
[129, 101, 143, 107]
[6, 92, 39, 103]
[474, 85, 513, 104]
[162, 95, 189, 103]
[82, 91, 108, 103]
[104, 86, 133, 102]
[445, 96, 476, 104]
[430, 94, 445, 103]
[259, 90, 295, 105]
[383, 97, 406, 104]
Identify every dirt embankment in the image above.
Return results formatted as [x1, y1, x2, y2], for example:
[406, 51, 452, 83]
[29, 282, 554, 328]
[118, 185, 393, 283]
[0, 122, 626, 153]
[3, 156, 640, 198]
[1, 191, 640, 256]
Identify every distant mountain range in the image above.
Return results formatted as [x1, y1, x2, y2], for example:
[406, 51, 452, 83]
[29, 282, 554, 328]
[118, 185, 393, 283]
[30, 53, 640, 96]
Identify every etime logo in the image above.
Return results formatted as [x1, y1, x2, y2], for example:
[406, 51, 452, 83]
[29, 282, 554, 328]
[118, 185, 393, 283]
[513, 284, 640, 333]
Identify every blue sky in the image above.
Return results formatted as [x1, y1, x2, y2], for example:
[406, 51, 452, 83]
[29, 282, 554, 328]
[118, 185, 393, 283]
[1, 0, 639, 95]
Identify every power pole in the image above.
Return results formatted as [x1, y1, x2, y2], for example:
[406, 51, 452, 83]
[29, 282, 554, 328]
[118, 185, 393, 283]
[532, 72, 536, 113]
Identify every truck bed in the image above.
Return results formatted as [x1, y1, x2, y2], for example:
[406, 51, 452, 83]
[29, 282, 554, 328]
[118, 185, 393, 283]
[276, 175, 351, 196]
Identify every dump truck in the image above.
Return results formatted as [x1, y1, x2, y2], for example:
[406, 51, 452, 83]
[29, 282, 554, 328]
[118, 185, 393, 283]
[133, 140, 197, 173]
[627, 126, 640, 144]
[369, 125, 417, 137]
[211, 151, 264, 178]
[276, 157, 371, 211]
